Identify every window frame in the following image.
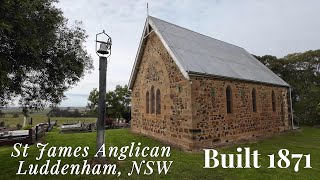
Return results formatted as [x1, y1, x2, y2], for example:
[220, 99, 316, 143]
[146, 90, 150, 114]
[272, 90, 276, 112]
[226, 85, 233, 114]
[151, 86, 155, 114]
[156, 89, 161, 115]
[252, 88, 257, 112]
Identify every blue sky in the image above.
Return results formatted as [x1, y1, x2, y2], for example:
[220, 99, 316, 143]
[56, 0, 320, 107]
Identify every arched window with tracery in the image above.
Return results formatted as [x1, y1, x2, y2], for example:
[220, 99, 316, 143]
[146, 91, 149, 114]
[252, 88, 257, 112]
[272, 90, 276, 112]
[151, 86, 155, 114]
[226, 86, 232, 114]
[156, 89, 161, 114]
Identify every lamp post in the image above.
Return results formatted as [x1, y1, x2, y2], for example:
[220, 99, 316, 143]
[95, 30, 112, 159]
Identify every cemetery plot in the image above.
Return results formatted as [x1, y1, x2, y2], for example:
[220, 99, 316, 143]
[0, 122, 52, 146]
[60, 122, 96, 133]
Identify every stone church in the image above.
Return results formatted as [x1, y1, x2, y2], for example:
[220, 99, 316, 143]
[129, 16, 293, 150]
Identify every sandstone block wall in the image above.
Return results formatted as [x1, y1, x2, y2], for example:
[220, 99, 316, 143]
[190, 76, 290, 149]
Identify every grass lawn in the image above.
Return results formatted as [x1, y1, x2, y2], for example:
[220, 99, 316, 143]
[0, 127, 319, 179]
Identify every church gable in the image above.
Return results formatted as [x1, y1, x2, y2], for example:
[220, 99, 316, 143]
[131, 32, 186, 91]
[131, 31, 194, 148]
[129, 17, 190, 90]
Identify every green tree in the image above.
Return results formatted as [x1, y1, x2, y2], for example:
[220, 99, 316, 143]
[87, 85, 131, 121]
[47, 107, 83, 117]
[12, 113, 19, 118]
[0, 110, 5, 118]
[87, 88, 99, 115]
[0, 0, 93, 109]
[106, 85, 131, 119]
[255, 50, 320, 125]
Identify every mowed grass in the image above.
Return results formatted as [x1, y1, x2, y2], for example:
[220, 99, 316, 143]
[0, 127, 319, 179]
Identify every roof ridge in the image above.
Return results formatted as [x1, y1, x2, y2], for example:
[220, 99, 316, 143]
[148, 15, 245, 50]
[141, 16, 289, 87]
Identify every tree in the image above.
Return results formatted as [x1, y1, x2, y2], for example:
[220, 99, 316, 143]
[106, 85, 131, 119]
[87, 85, 131, 121]
[22, 107, 29, 118]
[87, 88, 99, 115]
[0, 0, 93, 109]
[73, 108, 81, 117]
[47, 107, 83, 117]
[12, 113, 19, 118]
[0, 110, 5, 118]
[254, 50, 320, 125]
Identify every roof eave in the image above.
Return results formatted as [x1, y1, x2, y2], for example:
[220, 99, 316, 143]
[128, 19, 149, 89]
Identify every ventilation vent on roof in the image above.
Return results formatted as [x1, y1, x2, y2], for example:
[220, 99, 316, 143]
[144, 23, 153, 38]
[148, 24, 153, 32]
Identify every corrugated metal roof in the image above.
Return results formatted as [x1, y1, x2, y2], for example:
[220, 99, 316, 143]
[129, 16, 289, 88]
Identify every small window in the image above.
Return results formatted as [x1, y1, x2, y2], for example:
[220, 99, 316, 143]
[272, 91, 276, 112]
[226, 86, 232, 113]
[252, 88, 257, 112]
[156, 89, 161, 114]
[151, 86, 155, 114]
[146, 91, 149, 114]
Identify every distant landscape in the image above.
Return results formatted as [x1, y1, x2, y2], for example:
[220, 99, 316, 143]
[1, 106, 88, 114]
[0, 107, 96, 128]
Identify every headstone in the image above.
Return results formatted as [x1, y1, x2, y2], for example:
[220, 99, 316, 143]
[23, 116, 27, 127]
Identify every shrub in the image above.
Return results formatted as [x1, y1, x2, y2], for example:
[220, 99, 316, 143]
[22, 125, 33, 130]
[16, 123, 22, 130]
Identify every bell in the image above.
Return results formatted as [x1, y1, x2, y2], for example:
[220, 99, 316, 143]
[97, 43, 109, 55]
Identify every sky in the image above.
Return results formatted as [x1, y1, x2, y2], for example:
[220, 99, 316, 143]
[55, 0, 320, 107]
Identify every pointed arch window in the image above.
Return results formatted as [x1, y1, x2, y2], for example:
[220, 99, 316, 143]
[252, 88, 257, 112]
[156, 89, 161, 114]
[151, 86, 155, 114]
[226, 86, 233, 114]
[146, 91, 150, 114]
[272, 91, 276, 112]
